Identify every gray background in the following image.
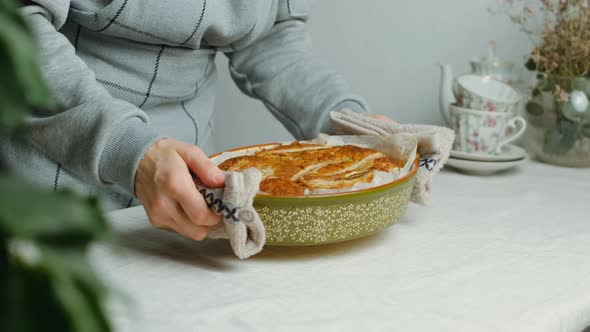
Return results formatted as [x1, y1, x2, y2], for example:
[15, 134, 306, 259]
[212, 0, 532, 152]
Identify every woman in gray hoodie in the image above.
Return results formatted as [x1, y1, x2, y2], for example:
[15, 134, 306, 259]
[5, 0, 388, 240]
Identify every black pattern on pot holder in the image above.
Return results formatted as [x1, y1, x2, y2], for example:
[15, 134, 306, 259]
[419, 158, 439, 172]
[197, 187, 240, 223]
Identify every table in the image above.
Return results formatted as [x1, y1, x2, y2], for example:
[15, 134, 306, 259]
[91, 160, 590, 332]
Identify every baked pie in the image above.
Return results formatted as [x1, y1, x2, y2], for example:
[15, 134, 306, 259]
[218, 142, 403, 196]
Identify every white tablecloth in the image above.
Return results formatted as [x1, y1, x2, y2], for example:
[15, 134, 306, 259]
[92, 160, 590, 332]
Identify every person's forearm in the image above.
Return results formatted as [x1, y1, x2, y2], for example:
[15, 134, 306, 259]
[22, 4, 161, 195]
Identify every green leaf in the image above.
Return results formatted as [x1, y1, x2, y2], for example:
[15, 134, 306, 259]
[0, 175, 111, 245]
[1, 244, 112, 332]
[0, 3, 58, 131]
[582, 123, 590, 138]
[526, 102, 545, 116]
[0, 9, 56, 109]
[0, 51, 28, 128]
[0, 258, 72, 332]
[525, 58, 537, 71]
[561, 102, 584, 122]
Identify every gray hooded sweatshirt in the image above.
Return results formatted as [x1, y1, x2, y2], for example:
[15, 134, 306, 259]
[1, 0, 369, 210]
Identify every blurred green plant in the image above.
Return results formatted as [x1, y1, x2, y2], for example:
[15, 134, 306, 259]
[0, 0, 113, 331]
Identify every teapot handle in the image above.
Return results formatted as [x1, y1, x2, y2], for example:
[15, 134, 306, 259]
[438, 63, 457, 127]
[452, 79, 460, 100]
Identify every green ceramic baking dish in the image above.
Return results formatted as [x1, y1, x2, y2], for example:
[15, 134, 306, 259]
[211, 143, 419, 246]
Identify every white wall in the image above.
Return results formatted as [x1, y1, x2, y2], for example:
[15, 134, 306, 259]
[212, 0, 532, 152]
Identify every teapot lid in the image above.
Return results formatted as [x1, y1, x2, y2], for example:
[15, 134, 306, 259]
[471, 41, 514, 68]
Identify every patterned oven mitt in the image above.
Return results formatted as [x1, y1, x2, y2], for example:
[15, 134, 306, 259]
[195, 168, 265, 259]
[330, 110, 455, 205]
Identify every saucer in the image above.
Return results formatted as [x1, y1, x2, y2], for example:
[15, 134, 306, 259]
[450, 144, 528, 162]
[446, 157, 526, 176]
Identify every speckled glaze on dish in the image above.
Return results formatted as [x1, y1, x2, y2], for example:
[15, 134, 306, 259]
[211, 143, 418, 246]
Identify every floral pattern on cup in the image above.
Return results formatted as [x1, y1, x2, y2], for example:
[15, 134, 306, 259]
[450, 104, 527, 155]
[455, 75, 522, 113]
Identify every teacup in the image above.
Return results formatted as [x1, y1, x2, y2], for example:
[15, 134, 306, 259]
[456, 75, 521, 113]
[450, 104, 527, 155]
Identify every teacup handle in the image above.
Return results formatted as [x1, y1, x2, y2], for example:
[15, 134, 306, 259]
[496, 116, 527, 153]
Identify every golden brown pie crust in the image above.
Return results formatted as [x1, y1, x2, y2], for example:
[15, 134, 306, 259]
[218, 142, 403, 196]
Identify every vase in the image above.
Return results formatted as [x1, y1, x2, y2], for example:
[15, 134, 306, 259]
[524, 75, 590, 167]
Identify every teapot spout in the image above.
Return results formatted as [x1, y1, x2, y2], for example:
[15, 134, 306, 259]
[438, 63, 456, 126]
